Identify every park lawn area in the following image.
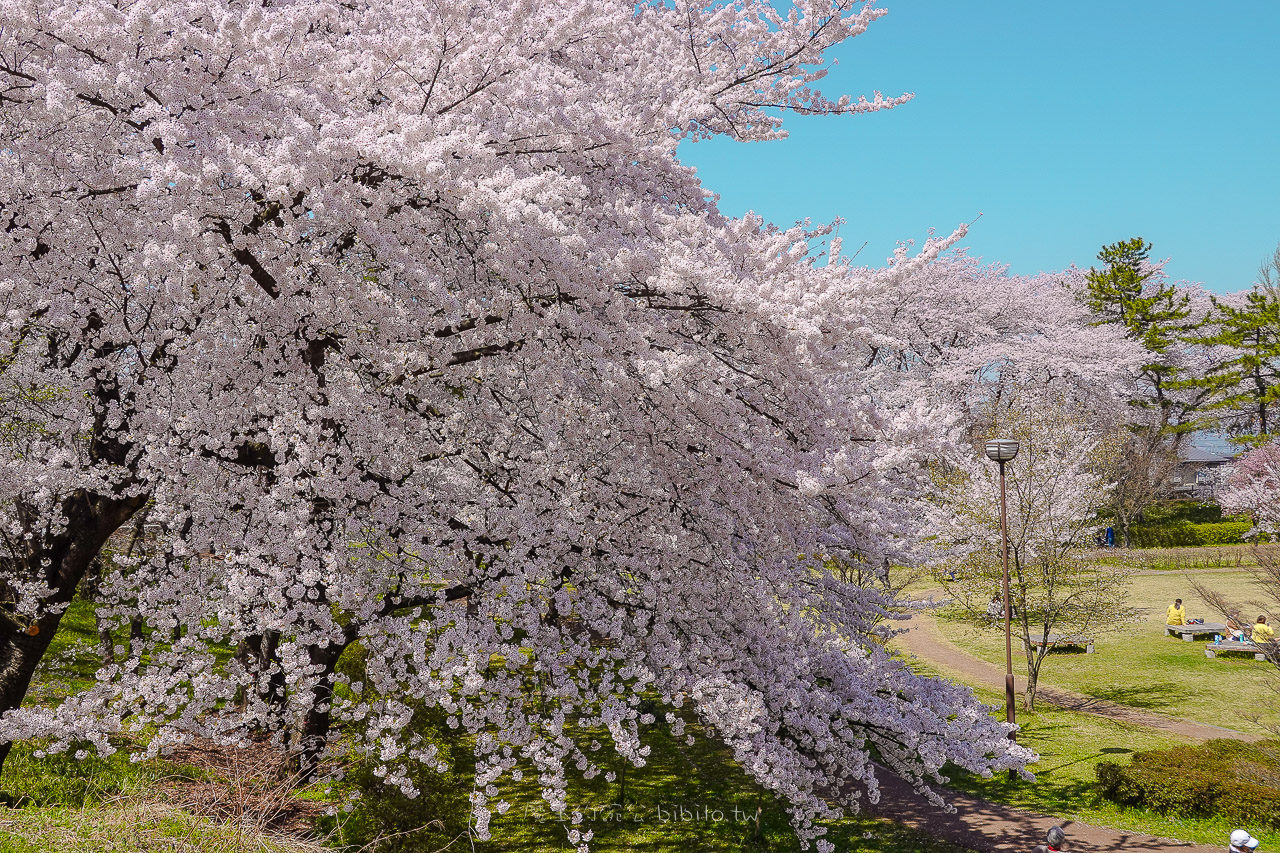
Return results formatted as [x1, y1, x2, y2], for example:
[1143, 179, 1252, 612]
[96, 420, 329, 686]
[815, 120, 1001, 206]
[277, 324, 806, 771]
[1116, 544, 1278, 571]
[928, 569, 1280, 736]
[950, 685, 1279, 849]
[0, 726, 971, 853]
[24, 598, 107, 706]
[901, 655, 1280, 849]
[474, 717, 969, 853]
[0, 802, 322, 853]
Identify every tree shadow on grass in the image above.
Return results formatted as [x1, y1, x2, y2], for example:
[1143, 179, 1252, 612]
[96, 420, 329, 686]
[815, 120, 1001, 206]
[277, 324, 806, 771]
[1083, 683, 1179, 710]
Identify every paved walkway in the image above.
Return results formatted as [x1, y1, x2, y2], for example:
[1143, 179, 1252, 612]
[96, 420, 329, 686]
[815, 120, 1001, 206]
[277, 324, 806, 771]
[863, 596, 1256, 852]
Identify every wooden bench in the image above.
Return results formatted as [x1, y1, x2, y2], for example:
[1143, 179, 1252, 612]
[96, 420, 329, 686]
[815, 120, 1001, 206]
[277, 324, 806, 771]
[1033, 634, 1094, 654]
[1166, 622, 1227, 641]
[1204, 640, 1268, 660]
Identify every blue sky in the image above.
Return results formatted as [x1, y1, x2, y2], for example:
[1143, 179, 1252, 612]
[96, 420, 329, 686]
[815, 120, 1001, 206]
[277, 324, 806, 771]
[678, 1, 1280, 294]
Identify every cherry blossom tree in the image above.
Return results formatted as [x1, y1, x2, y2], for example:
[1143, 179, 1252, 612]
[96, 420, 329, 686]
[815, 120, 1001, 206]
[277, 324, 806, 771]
[0, 0, 1031, 843]
[1219, 442, 1280, 535]
[835, 253, 1145, 709]
[930, 386, 1138, 710]
[835, 251, 1144, 434]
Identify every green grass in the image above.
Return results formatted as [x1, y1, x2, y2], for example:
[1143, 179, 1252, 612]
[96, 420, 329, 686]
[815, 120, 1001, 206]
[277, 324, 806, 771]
[486, 723, 968, 853]
[19, 579, 1280, 852]
[1, 726, 971, 853]
[4, 600, 974, 853]
[944, 686, 1272, 848]
[930, 569, 1280, 736]
[0, 741, 206, 808]
[897, 570, 1280, 847]
[319, 704, 971, 853]
[1111, 543, 1280, 571]
[25, 599, 110, 706]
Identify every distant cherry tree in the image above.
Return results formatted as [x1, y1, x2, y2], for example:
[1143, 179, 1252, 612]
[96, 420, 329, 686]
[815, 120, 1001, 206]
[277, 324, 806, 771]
[1219, 442, 1280, 535]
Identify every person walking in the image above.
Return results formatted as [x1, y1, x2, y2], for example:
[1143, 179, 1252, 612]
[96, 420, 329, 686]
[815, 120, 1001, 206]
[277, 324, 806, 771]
[1229, 828, 1260, 852]
[1032, 825, 1067, 853]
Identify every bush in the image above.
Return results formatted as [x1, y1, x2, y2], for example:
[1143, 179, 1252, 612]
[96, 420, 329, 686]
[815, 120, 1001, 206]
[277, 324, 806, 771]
[1096, 739, 1280, 827]
[1128, 520, 1253, 548]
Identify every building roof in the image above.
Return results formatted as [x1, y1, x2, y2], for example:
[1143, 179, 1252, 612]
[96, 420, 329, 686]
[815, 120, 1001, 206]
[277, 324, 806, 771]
[1179, 444, 1235, 465]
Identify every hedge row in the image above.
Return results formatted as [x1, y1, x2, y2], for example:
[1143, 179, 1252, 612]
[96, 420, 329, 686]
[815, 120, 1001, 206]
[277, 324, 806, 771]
[1128, 520, 1253, 548]
[1096, 740, 1280, 827]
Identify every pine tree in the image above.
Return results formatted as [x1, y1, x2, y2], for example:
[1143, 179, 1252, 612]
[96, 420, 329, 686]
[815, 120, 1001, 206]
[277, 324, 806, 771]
[1199, 285, 1280, 445]
[1081, 238, 1207, 546]
[1082, 238, 1200, 432]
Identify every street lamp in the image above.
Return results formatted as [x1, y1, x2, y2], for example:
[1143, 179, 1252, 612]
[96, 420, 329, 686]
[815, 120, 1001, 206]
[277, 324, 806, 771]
[984, 438, 1019, 739]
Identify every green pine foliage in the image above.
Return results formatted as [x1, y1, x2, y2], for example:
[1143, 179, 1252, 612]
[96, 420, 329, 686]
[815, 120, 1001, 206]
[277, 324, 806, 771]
[1197, 285, 1280, 446]
[1082, 238, 1203, 432]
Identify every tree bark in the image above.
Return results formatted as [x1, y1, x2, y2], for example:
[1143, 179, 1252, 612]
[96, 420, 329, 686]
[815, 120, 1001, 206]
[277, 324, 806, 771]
[0, 614, 60, 776]
[292, 640, 347, 784]
[1022, 634, 1050, 712]
[0, 491, 146, 779]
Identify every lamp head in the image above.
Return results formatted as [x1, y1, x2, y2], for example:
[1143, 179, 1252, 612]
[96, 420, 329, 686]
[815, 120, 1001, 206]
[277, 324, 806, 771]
[984, 438, 1020, 463]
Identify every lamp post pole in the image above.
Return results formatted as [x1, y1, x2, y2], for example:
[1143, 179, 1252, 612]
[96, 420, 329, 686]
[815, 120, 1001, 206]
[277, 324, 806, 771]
[984, 438, 1020, 740]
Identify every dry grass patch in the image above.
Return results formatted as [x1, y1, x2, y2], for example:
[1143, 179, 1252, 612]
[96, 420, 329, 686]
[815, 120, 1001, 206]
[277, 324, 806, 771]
[0, 799, 326, 853]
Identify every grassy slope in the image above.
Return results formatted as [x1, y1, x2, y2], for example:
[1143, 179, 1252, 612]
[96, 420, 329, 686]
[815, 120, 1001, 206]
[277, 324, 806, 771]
[16, 571, 1279, 851]
[2, 598, 972, 853]
[0, 804, 322, 853]
[484, 720, 967, 853]
[952, 685, 1269, 848]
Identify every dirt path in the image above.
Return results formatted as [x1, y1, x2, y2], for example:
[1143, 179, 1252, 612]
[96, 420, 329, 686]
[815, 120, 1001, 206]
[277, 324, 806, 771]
[866, 770, 1223, 853]
[859, 596, 1258, 852]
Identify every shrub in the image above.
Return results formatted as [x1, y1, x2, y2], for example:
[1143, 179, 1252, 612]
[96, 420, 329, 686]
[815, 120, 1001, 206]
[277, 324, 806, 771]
[1096, 739, 1280, 827]
[1128, 520, 1253, 548]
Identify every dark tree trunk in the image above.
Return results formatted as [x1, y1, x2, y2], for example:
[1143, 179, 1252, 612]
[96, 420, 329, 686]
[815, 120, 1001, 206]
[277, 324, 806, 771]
[293, 641, 347, 784]
[235, 631, 288, 724]
[128, 616, 144, 656]
[97, 622, 116, 665]
[0, 613, 60, 775]
[0, 491, 146, 779]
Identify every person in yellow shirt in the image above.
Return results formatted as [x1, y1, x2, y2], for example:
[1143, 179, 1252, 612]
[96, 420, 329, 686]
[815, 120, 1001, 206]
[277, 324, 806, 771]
[1166, 598, 1186, 625]
[1252, 615, 1275, 645]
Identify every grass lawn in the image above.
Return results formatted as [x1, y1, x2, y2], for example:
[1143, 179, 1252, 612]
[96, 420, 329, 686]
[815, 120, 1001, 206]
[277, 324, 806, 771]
[1118, 544, 1280, 571]
[476, 719, 968, 853]
[928, 569, 1280, 736]
[947, 685, 1276, 849]
[2, 598, 974, 853]
[0, 802, 322, 853]
[25, 599, 110, 707]
[899, 652, 1280, 849]
[0, 724, 971, 853]
[14, 577, 1280, 852]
